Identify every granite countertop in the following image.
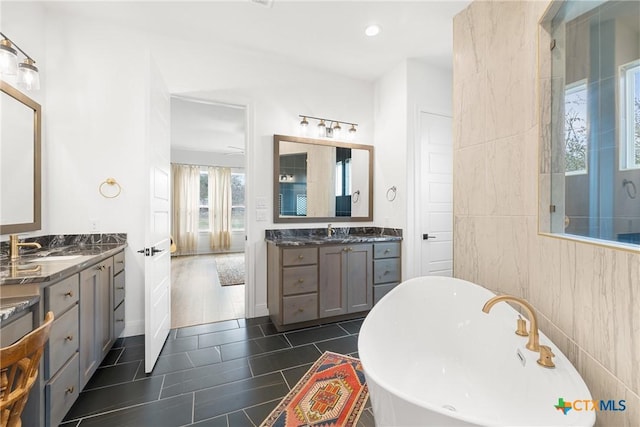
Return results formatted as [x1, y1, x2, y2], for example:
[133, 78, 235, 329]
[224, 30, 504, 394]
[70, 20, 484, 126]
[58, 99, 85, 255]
[0, 295, 40, 325]
[265, 226, 403, 246]
[0, 242, 127, 285]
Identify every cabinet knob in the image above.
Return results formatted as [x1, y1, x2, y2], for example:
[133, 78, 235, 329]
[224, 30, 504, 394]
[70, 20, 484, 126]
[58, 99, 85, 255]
[116, 319, 124, 322]
[116, 260, 124, 264]
[65, 335, 73, 341]
[116, 286, 125, 290]
[297, 308, 304, 313]
[64, 291, 74, 297]
[298, 254, 304, 259]
[297, 278, 304, 283]
[65, 386, 75, 394]
[383, 270, 390, 275]
[97, 265, 105, 271]
[384, 249, 391, 253]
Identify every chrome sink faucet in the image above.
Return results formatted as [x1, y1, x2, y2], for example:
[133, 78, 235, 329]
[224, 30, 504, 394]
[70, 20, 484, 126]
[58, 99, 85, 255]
[327, 224, 335, 237]
[9, 234, 42, 262]
[482, 295, 540, 352]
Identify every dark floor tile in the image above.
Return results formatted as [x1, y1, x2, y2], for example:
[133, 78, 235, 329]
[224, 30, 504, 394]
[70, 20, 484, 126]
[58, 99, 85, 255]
[315, 335, 359, 355]
[112, 337, 125, 348]
[339, 318, 364, 334]
[161, 358, 251, 398]
[194, 373, 288, 422]
[84, 361, 141, 390]
[117, 344, 145, 363]
[259, 322, 281, 336]
[59, 421, 79, 427]
[63, 376, 163, 421]
[228, 410, 255, 427]
[71, 394, 193, 427]
[100, 347, 123, 367]
[349, 351, 360, 359]
[190, 414, 228, 426]
[220, 334, 291, 361]
[135, 352, 194, 379]
[285, 324, 348, 346]
[159, 335, 199, 355]
[356, 408, 376, 427]
[123, 335, 144, 347]
[248, 344, 321, 376]
[198, 325, 264, 349]
[281, 363, 312, 389]
[187, 346, 223, 367]
[244, 398, 280, 426]
[239, 316, 271, 327]
[176, 319, 240, 338]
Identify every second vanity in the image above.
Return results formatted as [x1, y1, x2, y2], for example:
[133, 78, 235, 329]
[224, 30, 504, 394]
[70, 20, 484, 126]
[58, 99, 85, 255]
[266, 227, 402, 331]
[0, 233, 127, 427]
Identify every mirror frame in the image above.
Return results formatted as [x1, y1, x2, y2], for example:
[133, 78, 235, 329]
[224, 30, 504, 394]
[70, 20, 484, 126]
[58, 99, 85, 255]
[273, 134, 373, 223]
[0, 81, 41, 234]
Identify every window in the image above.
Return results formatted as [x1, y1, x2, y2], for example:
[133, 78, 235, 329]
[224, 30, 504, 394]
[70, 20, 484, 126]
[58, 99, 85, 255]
[564, 80, 588, 175]
[199, 171, 209, 231]
[620, 60, 640, 170]
[231, 172, 245, 231]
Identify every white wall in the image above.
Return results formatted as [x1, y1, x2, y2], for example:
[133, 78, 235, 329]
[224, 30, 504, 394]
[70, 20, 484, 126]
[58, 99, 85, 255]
[39, 8, 374, 327]
[373, 59, 453, 279]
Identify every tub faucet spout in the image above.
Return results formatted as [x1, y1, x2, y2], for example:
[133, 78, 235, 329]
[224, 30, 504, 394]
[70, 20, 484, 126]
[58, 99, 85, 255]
[482, 295, 539, 352]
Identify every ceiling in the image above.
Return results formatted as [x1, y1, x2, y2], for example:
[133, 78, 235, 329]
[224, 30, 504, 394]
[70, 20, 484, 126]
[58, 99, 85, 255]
[44, 0, 470, 82]
[43, 0, 471, 154]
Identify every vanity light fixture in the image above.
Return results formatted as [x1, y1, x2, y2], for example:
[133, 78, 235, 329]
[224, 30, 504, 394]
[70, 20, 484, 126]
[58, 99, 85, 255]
[298, 115, 358, 139]
[0, 32, 40, 90]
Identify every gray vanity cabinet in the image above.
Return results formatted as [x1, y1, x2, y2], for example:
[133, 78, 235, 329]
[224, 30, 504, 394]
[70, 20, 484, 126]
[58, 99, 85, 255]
[373, 241, 401, 303]
[318, 244, 373, 318]
[79, 257, 113, 389]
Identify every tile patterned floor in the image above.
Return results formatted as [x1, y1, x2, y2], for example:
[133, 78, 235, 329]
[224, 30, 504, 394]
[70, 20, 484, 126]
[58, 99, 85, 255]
[60, 316, 375, 427]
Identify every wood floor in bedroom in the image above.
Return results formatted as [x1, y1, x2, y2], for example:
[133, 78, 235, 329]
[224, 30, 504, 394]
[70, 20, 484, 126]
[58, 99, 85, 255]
[171, 254, 245, 329]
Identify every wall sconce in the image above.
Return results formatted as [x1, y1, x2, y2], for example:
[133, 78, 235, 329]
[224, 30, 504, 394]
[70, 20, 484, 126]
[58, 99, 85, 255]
[299, 115, 358, 139]
[0, 32, 40, 91]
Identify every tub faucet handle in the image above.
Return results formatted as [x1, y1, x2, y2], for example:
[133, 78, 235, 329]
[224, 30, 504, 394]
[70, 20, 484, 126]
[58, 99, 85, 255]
[515, 315, 528, 337]
[537, 345, 555, 368]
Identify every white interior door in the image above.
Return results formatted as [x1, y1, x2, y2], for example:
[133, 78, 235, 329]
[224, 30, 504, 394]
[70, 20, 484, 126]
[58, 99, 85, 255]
[418, 112, 453, 276]
[144, 58, 171, 373]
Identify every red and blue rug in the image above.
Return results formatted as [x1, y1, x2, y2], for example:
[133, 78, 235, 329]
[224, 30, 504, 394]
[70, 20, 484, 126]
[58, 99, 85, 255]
[261, 351, 369, 427]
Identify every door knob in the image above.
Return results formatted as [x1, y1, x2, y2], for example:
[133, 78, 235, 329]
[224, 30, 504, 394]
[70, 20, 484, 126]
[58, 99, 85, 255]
[151, 247, 163, 255]
[423, 233, 437, 240]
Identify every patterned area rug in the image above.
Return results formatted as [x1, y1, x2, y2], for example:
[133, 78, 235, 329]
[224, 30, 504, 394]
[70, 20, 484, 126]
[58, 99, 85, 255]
[261, 352, 368, 427]
[214, 253, 245, 286]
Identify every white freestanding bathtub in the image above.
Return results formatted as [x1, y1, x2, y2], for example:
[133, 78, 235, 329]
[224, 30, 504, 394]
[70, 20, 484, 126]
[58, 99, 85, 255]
[358, 276, 595, 427]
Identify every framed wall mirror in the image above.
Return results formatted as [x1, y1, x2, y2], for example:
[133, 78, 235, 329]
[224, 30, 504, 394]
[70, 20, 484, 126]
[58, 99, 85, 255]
[0, 81, 41, 234]
[273, 134, 373, 223]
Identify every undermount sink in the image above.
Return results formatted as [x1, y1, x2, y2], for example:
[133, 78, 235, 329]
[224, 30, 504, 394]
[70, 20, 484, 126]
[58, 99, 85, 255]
[29, 255, 83, 262]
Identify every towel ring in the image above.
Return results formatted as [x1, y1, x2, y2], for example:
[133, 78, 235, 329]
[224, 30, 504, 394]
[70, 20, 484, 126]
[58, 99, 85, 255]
[352, 190, 360, 204]
[622, 179, 637, 199]
[99, 178, 122, 198]
[386, 186, 397, 202]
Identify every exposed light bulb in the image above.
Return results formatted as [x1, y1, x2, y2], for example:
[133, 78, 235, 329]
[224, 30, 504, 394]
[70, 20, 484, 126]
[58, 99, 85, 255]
[332, 122, 342, 139]
[17, 58, 39, 90]
[317, 119, 326, 137]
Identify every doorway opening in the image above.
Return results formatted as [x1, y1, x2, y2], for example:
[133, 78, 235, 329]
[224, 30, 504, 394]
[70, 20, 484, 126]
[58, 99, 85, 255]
[169, 96, 247, 328]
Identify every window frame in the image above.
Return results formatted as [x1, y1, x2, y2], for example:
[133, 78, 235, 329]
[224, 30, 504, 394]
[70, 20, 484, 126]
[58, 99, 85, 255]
[564, 79, 589, 176]
[620, 59, 640, 171]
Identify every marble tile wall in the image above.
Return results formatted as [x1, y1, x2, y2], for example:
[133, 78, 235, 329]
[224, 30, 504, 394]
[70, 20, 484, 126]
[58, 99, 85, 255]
[453, 1, 639, 425]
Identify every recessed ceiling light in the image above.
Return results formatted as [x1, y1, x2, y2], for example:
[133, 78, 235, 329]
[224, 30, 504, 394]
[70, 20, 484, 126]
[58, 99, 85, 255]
[365, 24, 381, 37]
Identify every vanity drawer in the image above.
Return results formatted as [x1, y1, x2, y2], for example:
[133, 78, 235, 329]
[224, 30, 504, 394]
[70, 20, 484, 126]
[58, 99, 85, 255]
[46, 352, 79, 427]
[0, 311, 33, 347]
[46, 305, 79, 380]
[113, 301, 125, 339]
[374, 283, 398, 304]
[282, 247, 318, 267]
[282, 294, 318, 324]
[113, 272, 125, 308]
[113, 251, 125, 275]
[45, 275, 79, 317]
[374, 258, 400, 284]
[282, 265, 318, 295]
[374, 242, 400, 259]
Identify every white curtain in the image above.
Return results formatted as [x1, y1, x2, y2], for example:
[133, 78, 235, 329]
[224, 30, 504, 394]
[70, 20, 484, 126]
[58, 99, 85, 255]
[208, 166, 232, 250]
[171, 163, 201, 255]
